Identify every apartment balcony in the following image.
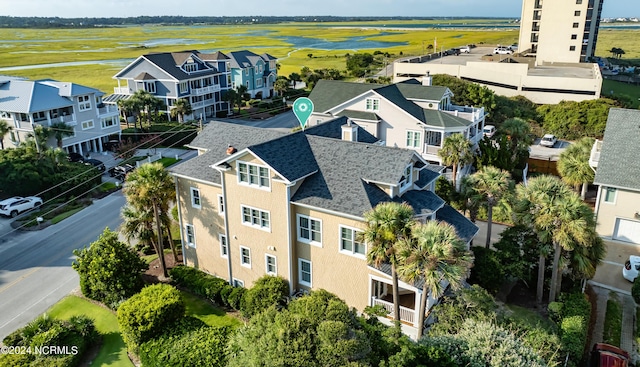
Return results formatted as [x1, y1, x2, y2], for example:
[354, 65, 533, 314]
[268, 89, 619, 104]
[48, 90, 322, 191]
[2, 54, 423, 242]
[191, 101, 205, 109]
[192, 85, 221, 96]
[98, 104, 119, 116]
[424, 144, 442, 156]
[113, 87, 131, 94]
[589, 139, 602, 168]
[442, 106, 485, 123]
[371, 297, 416, 325]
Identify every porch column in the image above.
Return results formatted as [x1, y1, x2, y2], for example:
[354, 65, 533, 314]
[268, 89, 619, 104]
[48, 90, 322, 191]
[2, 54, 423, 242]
[77, 143, 83, 156]
[98, 138, 103, 152]
[414, 291, 421, 328]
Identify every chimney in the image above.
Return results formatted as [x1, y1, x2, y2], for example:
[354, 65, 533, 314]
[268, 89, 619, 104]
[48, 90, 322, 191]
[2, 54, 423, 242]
[422, 71, 432, 86]
[226, 145, 237, 155]
[341, 119, 358, 142]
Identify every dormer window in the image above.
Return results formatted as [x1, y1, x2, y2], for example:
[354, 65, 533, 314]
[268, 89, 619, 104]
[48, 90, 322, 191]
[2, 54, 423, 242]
[400, 164, 412, 191]
[144, 82, 156, 94]
[184, 63, 197, 73]
[365, 98, 379, 111]
[237, 161, 270, 189]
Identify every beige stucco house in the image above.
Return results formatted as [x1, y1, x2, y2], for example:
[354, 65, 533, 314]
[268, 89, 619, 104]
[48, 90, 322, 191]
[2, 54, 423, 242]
[170, 118, 478, 334]
[307, 79, 486, 166]
[591, 108, 640, 244]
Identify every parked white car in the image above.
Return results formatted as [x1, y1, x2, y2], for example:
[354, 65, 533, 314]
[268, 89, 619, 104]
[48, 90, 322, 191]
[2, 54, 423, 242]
[623, 256, 640, 282]
[483, 125, 496, 138]
[540, 134, 558, 147]
[0, 196, 43, 217]
[459, 45, 471, 53]
[493, 47, 513, 55]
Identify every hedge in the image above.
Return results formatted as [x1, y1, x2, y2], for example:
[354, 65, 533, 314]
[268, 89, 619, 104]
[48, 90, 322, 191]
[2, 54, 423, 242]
[170, 265, 228, 305]
[556, 292, 591, 367]
[240, 276, 289, 318]
[117, 284, 185, 352]
[139, 317, 230, 367]
[603, 293, 622, 347]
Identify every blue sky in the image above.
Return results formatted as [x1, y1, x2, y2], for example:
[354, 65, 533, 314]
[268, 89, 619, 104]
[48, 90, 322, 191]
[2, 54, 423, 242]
[1, 0, 637, 18]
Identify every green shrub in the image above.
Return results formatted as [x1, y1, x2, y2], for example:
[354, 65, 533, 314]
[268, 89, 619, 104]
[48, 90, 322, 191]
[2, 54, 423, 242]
[469, 246, 505, 294]
[228, 287, 246, 311]
[632, 276, 640, 304]
[0, 315, 97, 367]
[603, 293, 622, 347]
[556, 292, 591, 367]
[139, 317, 230, 367]
[240, 275, 289, 318]
[117, 284, 185, 352]
[220, 284, 234, 307]
[547, 302, 563, 324]
[72, 228, 147, 309]
[170, 265, 228, 305]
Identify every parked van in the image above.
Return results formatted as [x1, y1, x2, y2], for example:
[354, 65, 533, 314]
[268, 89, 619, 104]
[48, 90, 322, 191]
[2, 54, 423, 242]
[482, 125, 496, 138]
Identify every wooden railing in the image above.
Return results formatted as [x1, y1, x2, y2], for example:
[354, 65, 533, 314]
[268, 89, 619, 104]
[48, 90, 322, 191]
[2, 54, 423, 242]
[371, 297, 415, 325]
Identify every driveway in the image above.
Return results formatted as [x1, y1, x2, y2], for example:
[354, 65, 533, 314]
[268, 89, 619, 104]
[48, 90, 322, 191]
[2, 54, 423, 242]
[590, 239, 640, 295]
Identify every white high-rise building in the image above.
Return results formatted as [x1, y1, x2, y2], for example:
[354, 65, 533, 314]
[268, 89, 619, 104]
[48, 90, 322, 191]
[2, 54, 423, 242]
[518, 0, 605, 63]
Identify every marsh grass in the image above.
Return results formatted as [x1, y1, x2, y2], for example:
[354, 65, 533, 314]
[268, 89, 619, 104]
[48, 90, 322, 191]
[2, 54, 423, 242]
[1, 21, 635, 93]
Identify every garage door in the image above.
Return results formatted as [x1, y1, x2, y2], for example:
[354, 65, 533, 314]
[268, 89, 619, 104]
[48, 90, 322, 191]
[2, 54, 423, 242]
[613, 219, 640, 244]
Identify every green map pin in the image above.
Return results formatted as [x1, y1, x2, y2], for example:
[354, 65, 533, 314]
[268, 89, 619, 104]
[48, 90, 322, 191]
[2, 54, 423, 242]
[293, 97, 314, 131]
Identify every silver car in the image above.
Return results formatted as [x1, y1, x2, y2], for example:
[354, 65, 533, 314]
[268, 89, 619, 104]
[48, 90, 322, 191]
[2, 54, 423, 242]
[540, 134, 558, 148]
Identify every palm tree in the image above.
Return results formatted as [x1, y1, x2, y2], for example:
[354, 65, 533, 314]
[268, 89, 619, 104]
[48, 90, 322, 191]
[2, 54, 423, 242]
[170, 98, 193, 123]
[123, 162, 176, 278]
[515, 175, 595, 303]
[469, 166, 513, 248]
[499, 118, 533, 164]
[438, 133, 473, 189]
[274, 77, 289, 97]
[49, 122, 75, 148]
[397, 221, 472, 339]
[129, 90, 165, 129]
[361, 202, 415, 322]
[557, 137, 595, 200]
[0, 119, 13, 149]
[288, 73, 301, 88]
[121, 204, 156, 251]
[222, 89, 240, 113]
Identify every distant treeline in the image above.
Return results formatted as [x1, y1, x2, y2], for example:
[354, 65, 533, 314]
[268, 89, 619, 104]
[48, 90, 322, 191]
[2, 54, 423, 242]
[0, 16, 506, 28]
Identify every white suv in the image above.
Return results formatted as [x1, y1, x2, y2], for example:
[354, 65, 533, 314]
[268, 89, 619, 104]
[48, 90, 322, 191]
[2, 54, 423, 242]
[0, 196, 43, 217]
[493, 47, 513, 55]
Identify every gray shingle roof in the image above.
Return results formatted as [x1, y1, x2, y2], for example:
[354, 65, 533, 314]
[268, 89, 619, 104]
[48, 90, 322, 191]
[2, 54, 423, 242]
[395, 79, 449, 101]
[336, 109, 380, 121]
[304, 116, 379, 144]
[308, 80, 379, 112]
[169, 152, 221, 184]
[423, 109, 474, 128]
[227, 50, 269, 69]
[436, 205, 479, 243]
[415, 166, 443, 189]
[120, 51, 223, 81]
[400, 190, 445, 216]
[248, 132, 319, 182]
[593, 108, 640, 191]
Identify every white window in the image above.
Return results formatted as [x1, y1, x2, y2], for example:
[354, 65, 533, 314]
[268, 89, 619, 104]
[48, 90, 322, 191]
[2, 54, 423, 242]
[144, 81, 156, 94]
[241, 205, 270, 231]
[400, 165, 412, 190]
[365, 98, 379, 111]
[298, 259, 312, 287]
[185, 224, 195, 247]
[78, 95, 91, 111]
[237, 161, 270, 189]
[256, 78, 262, 87]
[297, 214, 322, 246]
[191, 187, 201, 208]
[406, 130, 421, 148]
[604, 187, 617, 204]
[340, 226, 366, 257]
[101, 116, 118, 129]
[81, 120, 94, 130]
[233, 278, 244, 288]
[179, 82, 188, 93]
[266, 254, 277, 275]
[240, 246, 251, 267]
[220, 234, 228, 258]
[217, 194, 225, 215]
[184, 63, 197, 72]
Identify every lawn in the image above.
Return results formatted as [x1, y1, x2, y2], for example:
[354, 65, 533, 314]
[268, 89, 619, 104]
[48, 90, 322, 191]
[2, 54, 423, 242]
[603, 292, 623, 347]
[602, 78, 640, 108]
[45, 289, 241, 366]
[504, 304, 556, 331]
[47, 295, 132, 367]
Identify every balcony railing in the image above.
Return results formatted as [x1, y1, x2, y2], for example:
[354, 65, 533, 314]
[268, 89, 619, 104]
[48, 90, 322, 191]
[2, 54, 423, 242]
[114, 87, 131, 94]
[98, 104, 118, 115]
[443, 106, 485, 123]
[425, 144, 442, 155]
[589, 139, 602, 168]
[371, 297, 415, 325]
[192, 85, 221, 96]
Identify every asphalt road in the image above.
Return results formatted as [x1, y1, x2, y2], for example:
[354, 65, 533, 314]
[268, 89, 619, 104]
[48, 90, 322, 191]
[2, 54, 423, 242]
[0, 192, 125, 340]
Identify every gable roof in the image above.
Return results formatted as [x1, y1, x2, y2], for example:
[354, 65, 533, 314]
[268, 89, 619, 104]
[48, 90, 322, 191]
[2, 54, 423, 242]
[593, 108, 640, 191]
[227, 50, 267, 69]
[304, 116, 379, 144]
[39, 80, 103, 98]
[308, 79, 472, 128]
[119, 51, 222, 81]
